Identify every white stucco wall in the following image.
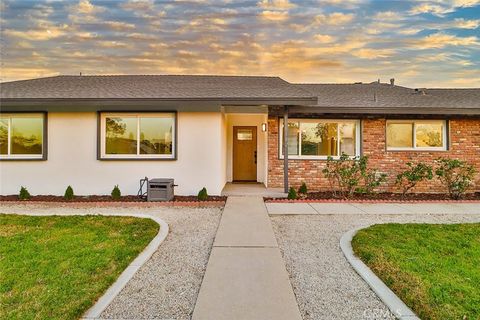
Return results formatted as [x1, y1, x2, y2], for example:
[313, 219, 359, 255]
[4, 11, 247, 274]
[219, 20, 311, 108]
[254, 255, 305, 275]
[225, 113, 268, 184]
[0, 112, 226, 196]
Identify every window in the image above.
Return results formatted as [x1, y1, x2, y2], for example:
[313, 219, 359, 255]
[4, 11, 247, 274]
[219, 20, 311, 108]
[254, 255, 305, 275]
[0, 113, 46, 160]
[280, 119, 360, 159]
[100, 113, 176, 159]
[386, 120, 447, 151]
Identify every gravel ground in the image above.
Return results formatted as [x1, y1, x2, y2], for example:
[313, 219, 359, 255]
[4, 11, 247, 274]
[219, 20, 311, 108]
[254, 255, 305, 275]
[270, 213, 480, 320]
[0, 202, 223, 320]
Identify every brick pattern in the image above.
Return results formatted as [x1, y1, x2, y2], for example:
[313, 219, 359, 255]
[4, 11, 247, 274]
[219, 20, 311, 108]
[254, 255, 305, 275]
[268, 117, 480, 193]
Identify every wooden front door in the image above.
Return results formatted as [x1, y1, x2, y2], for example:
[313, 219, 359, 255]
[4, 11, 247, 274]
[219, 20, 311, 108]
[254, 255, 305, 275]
[233, 126, 257, 181]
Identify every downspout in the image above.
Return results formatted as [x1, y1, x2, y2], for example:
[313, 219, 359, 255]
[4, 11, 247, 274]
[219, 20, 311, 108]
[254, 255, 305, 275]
[283, 106, 289, 193]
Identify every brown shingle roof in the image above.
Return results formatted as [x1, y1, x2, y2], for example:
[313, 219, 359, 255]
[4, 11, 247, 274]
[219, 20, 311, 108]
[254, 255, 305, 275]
[296, 83, 480, 110]
[0, 75, 314, 100]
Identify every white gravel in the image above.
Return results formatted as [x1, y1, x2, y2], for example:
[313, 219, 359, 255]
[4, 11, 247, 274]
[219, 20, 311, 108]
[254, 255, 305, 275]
[270, 213, 480, 320]
[0, 202, 223, 320]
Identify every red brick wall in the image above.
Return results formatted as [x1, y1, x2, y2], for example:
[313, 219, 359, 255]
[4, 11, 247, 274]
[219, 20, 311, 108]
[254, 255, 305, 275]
[267, 117, 480, 193]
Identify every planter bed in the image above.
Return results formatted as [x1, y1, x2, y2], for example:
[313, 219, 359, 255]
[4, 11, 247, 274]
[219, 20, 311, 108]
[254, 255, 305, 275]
[266, 191, 480, 203]
[0, 195, 227, 204]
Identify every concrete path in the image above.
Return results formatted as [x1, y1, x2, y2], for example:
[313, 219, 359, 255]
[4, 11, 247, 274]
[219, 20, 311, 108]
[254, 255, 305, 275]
[267, 202, 480, 215]
[193, 196, 302, 320]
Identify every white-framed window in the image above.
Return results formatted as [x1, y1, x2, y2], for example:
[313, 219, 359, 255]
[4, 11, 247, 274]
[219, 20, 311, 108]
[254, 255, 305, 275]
[99, 112, 176, 159]
[386, 120, 447, 151]
[280, 119, 360, 159]
[0, 113, 46, 160]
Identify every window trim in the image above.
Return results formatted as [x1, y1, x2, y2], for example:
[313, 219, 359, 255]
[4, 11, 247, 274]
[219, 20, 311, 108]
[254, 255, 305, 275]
[386, 119, 448, 151]
[279, 118, 361, 160]
[98, 111, 177, 161]
[0, 112, 48, 161]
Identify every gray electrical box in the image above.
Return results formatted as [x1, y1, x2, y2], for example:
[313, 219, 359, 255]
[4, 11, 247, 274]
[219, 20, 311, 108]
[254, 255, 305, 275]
[147, 178, 175, 201]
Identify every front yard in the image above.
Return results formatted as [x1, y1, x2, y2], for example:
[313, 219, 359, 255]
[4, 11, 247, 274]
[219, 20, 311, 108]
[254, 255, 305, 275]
[0, 214, 159, 320]
[352, 223, 480, 320]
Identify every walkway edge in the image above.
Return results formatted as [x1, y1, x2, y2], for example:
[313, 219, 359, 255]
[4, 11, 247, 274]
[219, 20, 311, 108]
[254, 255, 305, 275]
[82, 213, 169, 319]
[3, 212, 169, 320]
[340, 228, 420, 320]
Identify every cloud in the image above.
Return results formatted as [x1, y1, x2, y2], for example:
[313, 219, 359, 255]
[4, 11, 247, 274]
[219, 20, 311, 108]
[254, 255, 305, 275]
[3, 24, 68, 41]
[257, 0, 295, 10]
[452, 18, 480, 29]
[259, 10, 289, 21]
[104, 21, 136, 31]
[97, 40, 131, 48]
[373, 11, 403, 21]
[314, 34, 336, 43]
[411, 32, 478, 49]
[352, 48, 396, 59]
[315, 12, 355, 25]
[73, 0, 105, 14]
[398, 27, 422, 35]
[120, 0, 155, 11]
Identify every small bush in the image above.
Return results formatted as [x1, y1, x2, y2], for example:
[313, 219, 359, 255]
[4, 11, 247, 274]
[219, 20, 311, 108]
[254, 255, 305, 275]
[435, 158, 476, 199]
[395, 162, 433, 197]
[322, 153, 386, 198]
[18, 186, 30, 200]
[111, 185, 121, 200]
[198, 187, 208, 201]
[288, 187, 297, 200]
[64, 186, 74, 200]
[356, 156, 387, 195]
[298, 182, 308, 195]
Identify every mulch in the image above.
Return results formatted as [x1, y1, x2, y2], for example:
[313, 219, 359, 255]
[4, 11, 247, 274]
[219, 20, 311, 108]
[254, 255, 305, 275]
[0, 195, 227, 203]
[265, 191, 480, 202]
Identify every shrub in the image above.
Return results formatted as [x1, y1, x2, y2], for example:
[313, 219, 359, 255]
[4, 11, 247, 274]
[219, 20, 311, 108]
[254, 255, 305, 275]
[18, 186, 31, 200]
[198, 187, 208, 201]
[288, 187, 297, 200]
[111, 185, 121, 200]
[64, 186, 74, 200]
[356, 156, 387, 195]
[298, 182, 308, 195]
[435, 158, 476, 199]
[395, 162, 433, 197]
[322, 153, 386, 198]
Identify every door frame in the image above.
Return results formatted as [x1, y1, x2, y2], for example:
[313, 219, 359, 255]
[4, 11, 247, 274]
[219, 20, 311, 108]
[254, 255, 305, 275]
[232, 126, 258, 182]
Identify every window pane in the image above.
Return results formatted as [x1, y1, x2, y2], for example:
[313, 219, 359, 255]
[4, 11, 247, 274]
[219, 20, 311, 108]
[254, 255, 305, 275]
[339, 122, 356, 156]
[105, 117, 137, 154]
[237, 129, 253, 141]
[282, 122, 299, 155]
[387, 123, 413, 148]
[140, 117, 173, 155]
[301, 122, 338, 156]
[0, 119, 8, 155]
[11, 117, 43, 155]
[415, 122, 444, 148]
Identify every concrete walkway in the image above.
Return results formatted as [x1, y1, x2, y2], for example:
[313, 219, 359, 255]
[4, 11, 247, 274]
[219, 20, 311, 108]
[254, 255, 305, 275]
[266, 201, 480, 215]
[192, 196, 302, 320]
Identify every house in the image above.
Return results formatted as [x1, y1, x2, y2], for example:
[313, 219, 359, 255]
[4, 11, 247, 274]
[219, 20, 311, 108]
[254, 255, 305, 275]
[1, 75, 479, 196]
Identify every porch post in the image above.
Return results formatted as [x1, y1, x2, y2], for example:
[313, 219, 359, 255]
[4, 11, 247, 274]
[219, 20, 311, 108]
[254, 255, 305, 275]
[283, 106, 289, 193]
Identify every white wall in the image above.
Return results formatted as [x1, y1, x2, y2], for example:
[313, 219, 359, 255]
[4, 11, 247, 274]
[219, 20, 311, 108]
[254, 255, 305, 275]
[225, 113, 268, 184]
[0, 112, 226, 196]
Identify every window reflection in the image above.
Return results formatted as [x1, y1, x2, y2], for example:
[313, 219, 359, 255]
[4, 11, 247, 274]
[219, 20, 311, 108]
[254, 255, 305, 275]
[11, 117, 43, 155]
[140, 117, 173, 155]
[105, 117, 137, 154]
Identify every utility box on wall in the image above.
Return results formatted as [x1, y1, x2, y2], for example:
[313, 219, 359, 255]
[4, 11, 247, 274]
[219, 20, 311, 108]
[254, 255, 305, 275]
[147, 178, 175, 201]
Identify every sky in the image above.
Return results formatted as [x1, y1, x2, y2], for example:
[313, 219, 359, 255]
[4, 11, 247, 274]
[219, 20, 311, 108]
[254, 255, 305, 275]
[0, 0, 479, 87]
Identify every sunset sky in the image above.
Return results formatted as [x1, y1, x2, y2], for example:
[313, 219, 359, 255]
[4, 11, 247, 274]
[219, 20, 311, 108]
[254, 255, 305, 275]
[1, 0, 479, 87]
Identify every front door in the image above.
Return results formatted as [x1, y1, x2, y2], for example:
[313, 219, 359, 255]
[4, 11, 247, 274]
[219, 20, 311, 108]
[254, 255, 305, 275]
[233, 126, 257, 181]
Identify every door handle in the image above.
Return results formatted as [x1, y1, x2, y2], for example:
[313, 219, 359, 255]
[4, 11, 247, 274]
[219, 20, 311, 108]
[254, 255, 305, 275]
[254, 151, 257, 164]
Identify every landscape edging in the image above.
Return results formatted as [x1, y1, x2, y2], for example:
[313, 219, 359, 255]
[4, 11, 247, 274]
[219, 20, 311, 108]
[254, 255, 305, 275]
[267, 198, 480, 203]
[340, 227, 420, 320]
[82, 213, 169, 319]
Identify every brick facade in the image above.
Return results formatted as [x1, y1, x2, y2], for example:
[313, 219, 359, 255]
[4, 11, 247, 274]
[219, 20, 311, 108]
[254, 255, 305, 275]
[267, 117, 480, 193]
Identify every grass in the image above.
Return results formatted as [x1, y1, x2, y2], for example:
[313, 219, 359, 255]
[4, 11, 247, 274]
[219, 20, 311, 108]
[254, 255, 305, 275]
[0, 214, 159, 320]
[352, 223, 480, 320]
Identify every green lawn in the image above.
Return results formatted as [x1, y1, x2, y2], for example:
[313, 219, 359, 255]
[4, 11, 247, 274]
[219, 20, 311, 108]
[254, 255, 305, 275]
[0, 214, 159, 320]
[352, 223, 480, 320]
